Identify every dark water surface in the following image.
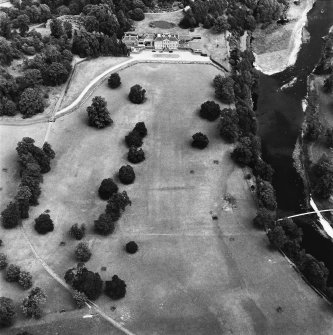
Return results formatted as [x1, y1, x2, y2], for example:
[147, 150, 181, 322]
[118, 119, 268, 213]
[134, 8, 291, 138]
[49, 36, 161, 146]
[256, 0, 333, 283]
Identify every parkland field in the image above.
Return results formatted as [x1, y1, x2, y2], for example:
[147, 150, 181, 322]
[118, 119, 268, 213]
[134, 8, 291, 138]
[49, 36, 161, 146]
[1, 62, 333, 334]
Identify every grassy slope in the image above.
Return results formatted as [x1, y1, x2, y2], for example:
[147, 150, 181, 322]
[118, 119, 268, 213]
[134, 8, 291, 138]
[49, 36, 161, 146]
[0, 63, 330, 334]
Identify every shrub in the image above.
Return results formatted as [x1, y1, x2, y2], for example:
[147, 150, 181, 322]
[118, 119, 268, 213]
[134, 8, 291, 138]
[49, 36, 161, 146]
[5, 264, 21, 282]
[94, 213, 115, 236]
[253, 209, 275, 230]
[34, 213, 54, 234]
[98, 178, 118, 200]
[0, 297, 16, 327]
[72, 290, 88, 309]
[199, 101, 221, 121]
[125, 131, 143, 148]
[75, 242, 92, 262]
[19, 88, 44, 118]
[128, 146, 145, 164]
[133, 122, 147, 138]
[108, 73, 121, 89]
[128, 84, 146, 104]
[0, 253, 8, 270]
[125, 241, 138, 254]
[18, 271, 33, 290]
[69, 223, 86, 240]
[105, 275, 126, 300]
[118, 165, 135, 184]
[87, 96, 113, 129]
[191, 132, 209, 149]
[1, 202, 21, 229]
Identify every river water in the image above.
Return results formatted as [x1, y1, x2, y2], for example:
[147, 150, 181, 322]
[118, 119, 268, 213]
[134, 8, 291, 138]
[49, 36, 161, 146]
[256, 0, 333, 282]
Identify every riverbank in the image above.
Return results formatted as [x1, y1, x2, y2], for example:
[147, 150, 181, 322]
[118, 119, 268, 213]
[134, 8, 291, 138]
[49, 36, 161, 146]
[253, 0, 316, 75]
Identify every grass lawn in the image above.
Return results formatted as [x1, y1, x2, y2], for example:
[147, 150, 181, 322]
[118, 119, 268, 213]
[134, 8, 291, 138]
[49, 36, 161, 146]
[2, 63, 333, 334]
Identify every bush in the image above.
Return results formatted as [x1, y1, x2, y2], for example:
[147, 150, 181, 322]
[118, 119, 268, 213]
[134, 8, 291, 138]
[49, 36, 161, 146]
[128, 85, 146, 104]
[253, 209, 275, 230]
[98, 178, 118, 200]
[0, 297, 16, 327]
[191, 132, 209, 149]
[125, 131, 143, 148]
[5, 264, 21, 282]
[125, 241, 138, 254]
[105, 275, 126, 300]
[72, 290, 88, 309]
[127, 146, 145, 164]
[74, 242, 92, 262]
[118, 165, 135, 184]
[18, 271, 33, 289]
[34, 213, 54, 234]
[87, 96, 113, 129]
[94, 213, 115, 236]
[0, 253, 8, 270]
[1, 202, 21, 229]
[199, 101, 221, 121]
[69, 223, 86, 240]
[108, 73, 121, 89]
[133, 122, 147, 138]
[19, 88, 44, 118]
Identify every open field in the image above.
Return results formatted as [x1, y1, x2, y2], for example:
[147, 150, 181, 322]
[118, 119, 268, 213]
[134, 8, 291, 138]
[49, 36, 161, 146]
[1, 63, 333, 334]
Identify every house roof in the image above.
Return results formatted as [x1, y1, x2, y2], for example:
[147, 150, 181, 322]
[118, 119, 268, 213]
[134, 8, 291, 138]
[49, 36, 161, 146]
[155, 37, 163, 41]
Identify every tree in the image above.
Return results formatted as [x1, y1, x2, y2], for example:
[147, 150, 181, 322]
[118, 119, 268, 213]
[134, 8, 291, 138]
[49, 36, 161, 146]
[106, 191, 131, 218]
[0, 253, 8, 270]
[17, 15, 30, 36]
[75, 242, 92, 262]
[279, 218, 302, 242]
[71, 267, 103, 300]
[325, 128, 333, 148]
[0, 297, 16, 327]
[199, 101, 221, 121]
[192, 132, 209, 149]
[220, 108, 239, 143]
[69, 223, 86, 240]
[105, 275, 126, 300]
[42, 62, 69, 86]
[94, 213, 115, 235]
[108, 73, 121, 89]
[18, 271, 33, 290]
[87, 96, 113, 128]
[256, 179, 277, 210]
[323, 74, 333, 93]
[19, 88, 44, 118]
[34, 213, 54, 234]
[231, 144, 253, 167]
[72, 290, 88, 309]
[16, 69, 42, 90]
[267, 226, 288, 249]
[128, 85, 146, 104]
[252, 159, 274, 182]
[213, 75, 235, 104]
[0, 98, 17, 116]
[301, 254, 329, 291]
[128, 146, 145, 164]
[130, 8, 145, 21]
[63, 21, 73, 38]
[253, 209, 275, 230]
[21, 287, 47, 319]
[125, 131, 143, 148]
[133, 122, 147, 138]
[213, 16, 230, 33]
[125, 241, 138, 254]
[5, 264, 21, 282]
[98, 178, 118, 200]
[1, 202, 21, 229]
[118, 165, 135, 184]
[311, 154, 333, 199]
[42, 142, 55, 160]
[15, 185, 32, 219]
[50, 18, 64, 38]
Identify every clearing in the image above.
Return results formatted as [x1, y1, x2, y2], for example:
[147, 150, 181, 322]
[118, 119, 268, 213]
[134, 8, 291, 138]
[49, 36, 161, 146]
[2, 63, 333, 334]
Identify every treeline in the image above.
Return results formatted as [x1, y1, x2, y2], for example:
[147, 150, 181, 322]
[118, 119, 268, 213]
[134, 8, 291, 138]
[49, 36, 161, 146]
[180, 0, 288, 34]
[1, 137, 55, 229]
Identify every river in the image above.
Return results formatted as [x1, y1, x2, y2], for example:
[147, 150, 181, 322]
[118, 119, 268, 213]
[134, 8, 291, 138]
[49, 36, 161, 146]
[255, 0, 333, 282]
